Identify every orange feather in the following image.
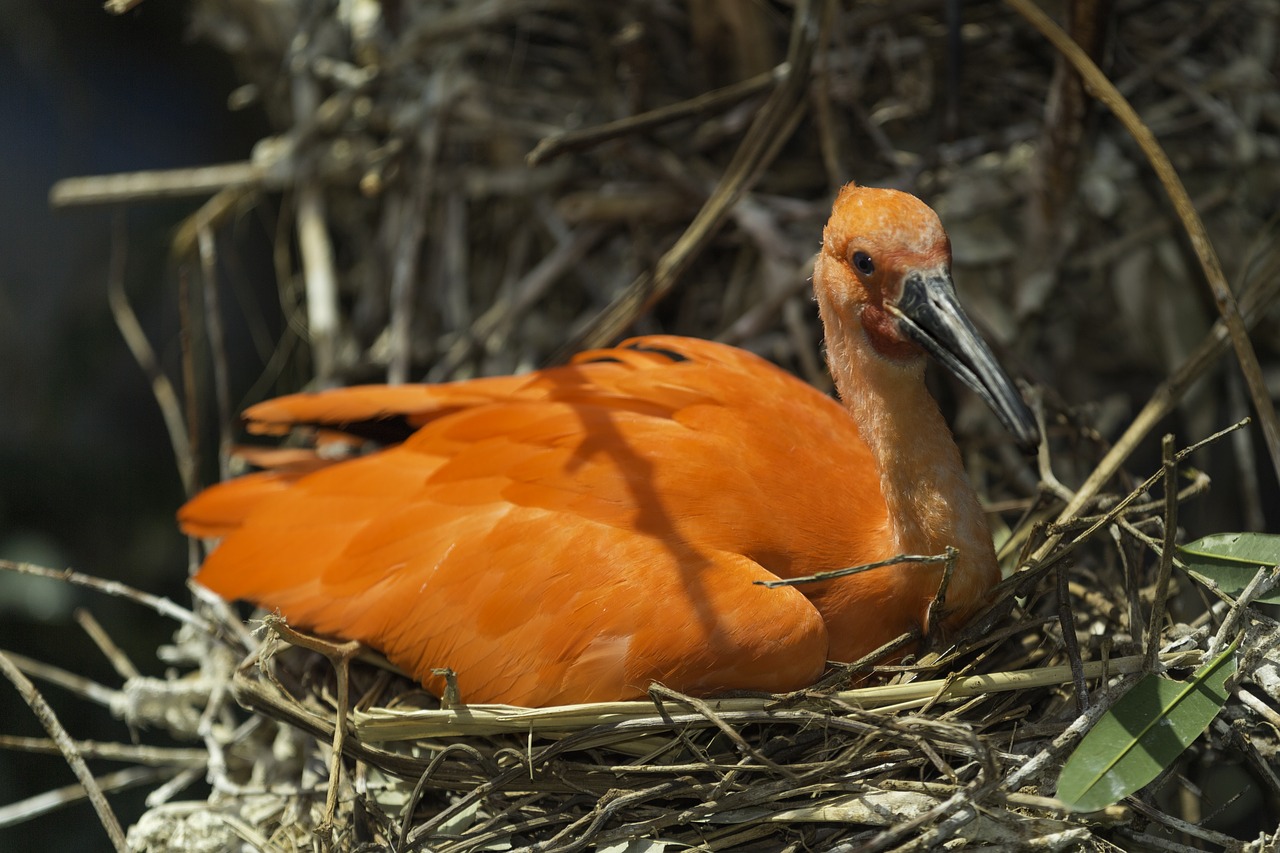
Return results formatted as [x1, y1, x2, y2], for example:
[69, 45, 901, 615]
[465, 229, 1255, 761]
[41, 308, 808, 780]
[180, 184, 1037, 706]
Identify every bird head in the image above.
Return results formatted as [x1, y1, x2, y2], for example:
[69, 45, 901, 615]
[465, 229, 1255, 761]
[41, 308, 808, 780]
[816, 183, 1040, 450]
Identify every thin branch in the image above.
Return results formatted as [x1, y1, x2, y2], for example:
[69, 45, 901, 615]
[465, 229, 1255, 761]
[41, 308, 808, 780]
[106, 214, 197, 497]
[1057, 560, 1088, 713]
[756, 550, 953, 588]
[0, 650, 129, 851]
[74, 609, 140, 682]
[291, 56, 339, 385]
[260, 615, 363, 835]
[50, 161, 262, 207]
[1210, 565, 1280, 659]
[0, 767, 168, 830]
[197, 226, 235, 481]
[103, 0, 147, 15]
[0, 649, 121, 709]
[527, 65, 786, 166]
[925, 546, 961, 640]
[0, 735, 207, 767]
[1144, 435, 1179, 672]
[297, 185, 339, 385]
[0, 560, 214, 634]
[386, 164, 431, 386]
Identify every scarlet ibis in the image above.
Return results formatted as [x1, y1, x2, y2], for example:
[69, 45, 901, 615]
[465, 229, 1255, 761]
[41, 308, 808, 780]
[180, 183, 1037, 707]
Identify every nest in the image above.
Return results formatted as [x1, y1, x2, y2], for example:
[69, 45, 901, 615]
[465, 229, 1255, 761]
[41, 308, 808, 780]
[13, 0, 1280, 850]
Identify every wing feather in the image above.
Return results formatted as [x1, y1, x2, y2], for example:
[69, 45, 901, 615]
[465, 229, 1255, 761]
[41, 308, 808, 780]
[185, 335, 896, 704]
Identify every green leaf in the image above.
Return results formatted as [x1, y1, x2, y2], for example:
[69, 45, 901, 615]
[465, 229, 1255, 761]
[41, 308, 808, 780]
[1179, 532, 1280, 605]
[1055, 644, 1237, 812]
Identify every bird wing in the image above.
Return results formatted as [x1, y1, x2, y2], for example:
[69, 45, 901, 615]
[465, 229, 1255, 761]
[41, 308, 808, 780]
[183, 336, 898, 705]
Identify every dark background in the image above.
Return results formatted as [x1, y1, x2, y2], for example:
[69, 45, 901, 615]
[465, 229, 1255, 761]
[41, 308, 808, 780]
[0, 2, 268, 846]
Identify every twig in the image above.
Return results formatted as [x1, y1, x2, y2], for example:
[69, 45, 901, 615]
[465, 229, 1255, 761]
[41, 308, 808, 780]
[143, 766, 203, 808]
[393, 0, 576, 57]
[103, 0, 146, 14]
[261, 615, 362, 835]
[925, 546, 960, 640]
[1228, 372, 1266, 531]
[1111, 526, 1145, 646]
[1015, 0, 1113, 317]
[106, 214, 197, 497]
[0, 650, 128, 851]
[297, 183, 340, 385]
[171, 186, 258, 261]
[1144, 435, 1179, 672]
[1056, 561, 1088, 713]
[1229, 694, 1280, 805]
[0, 766, 168, 830]
[1128, 792, 1254, 849]
[0, 735, 207, 767]
[527, 65, 786, 166]
[136, 801, 275, 849]
[289, 50, 339, 386]
[842, 785, 984, 853]
[816, 630, 922, 690]
[1236, 688, 1280, 732]
[0, 649, 121, 709]
[717, 253, 818, 346]
[397, 742, 491, 852]
[757, 551, 953, 588]
[386, 163, 431, 386]
[1029, 386, 1075, 503]
[0, 560, 214, 634]
[178, 267, 201, 508]
[197, 225, 234, 481]
[647, 685, 794, 779]
[350, 652, 1202, 741]
[1209, 565, 1280, 659]
[1061, 187, 1231, 274]
[1117, 830, 1239, 853]
[810, 0, 842, 188]
[1000, 671, 1142, 793]
[1074, 421, 1246, 548]
[49, 161, 262, 207]
[74, 609, 140, 681]
[1001, 420, 1250, 608]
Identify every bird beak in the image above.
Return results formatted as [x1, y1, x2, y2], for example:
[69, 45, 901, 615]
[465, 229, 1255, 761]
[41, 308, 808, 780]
[890, 269, 1041, 451]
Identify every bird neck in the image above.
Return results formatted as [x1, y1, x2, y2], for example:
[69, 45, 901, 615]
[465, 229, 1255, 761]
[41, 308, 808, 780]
[819, 299, 999, 627]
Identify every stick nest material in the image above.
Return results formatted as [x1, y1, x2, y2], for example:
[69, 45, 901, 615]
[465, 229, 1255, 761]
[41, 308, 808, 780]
[14, 0, 1280, 850]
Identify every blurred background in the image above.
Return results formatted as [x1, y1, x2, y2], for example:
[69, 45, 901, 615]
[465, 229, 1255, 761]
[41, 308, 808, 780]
[0, 1, 267, 845]
[2, 0, 1278, 847]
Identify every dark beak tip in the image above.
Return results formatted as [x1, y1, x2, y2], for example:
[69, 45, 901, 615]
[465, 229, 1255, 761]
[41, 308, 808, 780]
[899, 270, 1043, 452]
[1010, 383, 1042, 453]
[1017, 427, 1042, 455]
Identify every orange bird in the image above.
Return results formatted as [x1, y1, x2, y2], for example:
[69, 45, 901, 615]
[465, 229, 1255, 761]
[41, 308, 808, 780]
[180, 184, 1038, 707]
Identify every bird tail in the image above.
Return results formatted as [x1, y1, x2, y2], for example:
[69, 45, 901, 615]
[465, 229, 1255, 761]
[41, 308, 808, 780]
[178, 447, 337, 538]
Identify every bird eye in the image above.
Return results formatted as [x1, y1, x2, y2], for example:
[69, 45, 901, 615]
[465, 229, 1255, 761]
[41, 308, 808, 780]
[851, 250, 875, 276]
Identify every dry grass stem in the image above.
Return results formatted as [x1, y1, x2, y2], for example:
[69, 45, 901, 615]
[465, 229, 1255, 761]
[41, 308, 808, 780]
[0, 651, 129, 851]
[49, 161, 264, 207]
